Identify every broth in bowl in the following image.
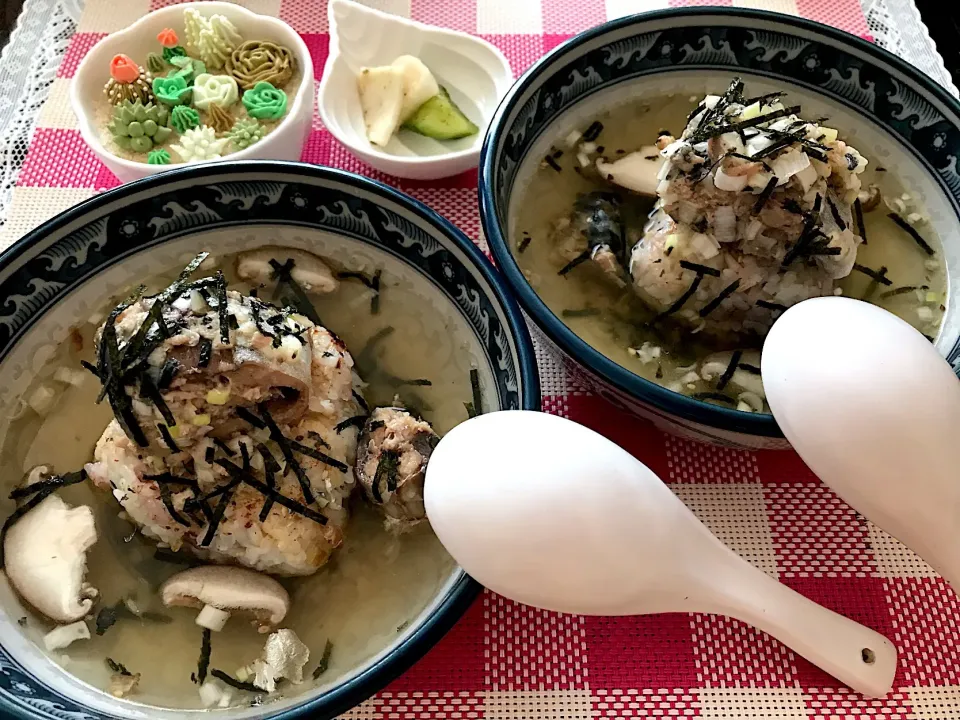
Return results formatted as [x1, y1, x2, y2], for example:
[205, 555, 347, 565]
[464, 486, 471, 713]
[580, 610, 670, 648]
[511, 79, 947, 413]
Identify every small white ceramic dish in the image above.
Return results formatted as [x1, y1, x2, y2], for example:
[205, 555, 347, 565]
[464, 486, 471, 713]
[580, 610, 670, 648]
[70, 2, 314, 184]
[318, 0, 513, 180]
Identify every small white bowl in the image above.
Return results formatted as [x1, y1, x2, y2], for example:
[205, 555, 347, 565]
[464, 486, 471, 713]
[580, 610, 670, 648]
[318, 0, 513, 181]
[70, 2, 314, 184]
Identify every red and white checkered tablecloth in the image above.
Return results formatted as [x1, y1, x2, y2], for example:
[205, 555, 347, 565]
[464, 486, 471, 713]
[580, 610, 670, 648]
[5, 1, 960, 718]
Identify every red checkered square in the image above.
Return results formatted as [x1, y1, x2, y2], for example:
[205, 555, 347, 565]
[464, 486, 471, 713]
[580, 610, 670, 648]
[541, 0, 605, 33]
[541, 395, 570, 417]
[665, 436, 759, 484]
[411, 0, 478, 32]
[479, 34, 548, 77]
[301, 128, 336, 165]
[586, 615, 699, 689]
[379, 691, 484, 719]
[692, 613, 799, 687]
[403, 187, 480, 244]
[94, 165, 121, 192]
[565, 395, 671, 480]
[58, 33, 105, 78]
[543, 34, 574, 53]
[887, 578, 960, 686]
[487, 592, 587, 690]
[796, 0, 870, 37]
[17, 130, 102, 188]
[806, 688, 912, 720]
[321, 134, 397, 185]
[387, 598, 487, 692]
[280, 0, 327, 32]
[782, 576, 901, 688]
[299, 33, 330, 79]
[594, 689, 700, 718]
[766, 484, 873, 578]
[669, 0, 733, 6]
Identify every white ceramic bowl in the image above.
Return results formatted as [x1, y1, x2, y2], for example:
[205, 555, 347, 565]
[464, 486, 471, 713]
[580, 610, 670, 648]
[318, 0, 513, 181]
[70, 2, 314, 184]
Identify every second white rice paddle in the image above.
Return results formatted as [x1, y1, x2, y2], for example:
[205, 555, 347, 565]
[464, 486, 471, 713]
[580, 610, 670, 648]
[424, 410, 896, 698]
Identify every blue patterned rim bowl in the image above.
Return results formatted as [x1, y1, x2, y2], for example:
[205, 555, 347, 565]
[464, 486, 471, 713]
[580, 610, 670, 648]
[0, 161, 539, 720]
[480, 8, 960, 450]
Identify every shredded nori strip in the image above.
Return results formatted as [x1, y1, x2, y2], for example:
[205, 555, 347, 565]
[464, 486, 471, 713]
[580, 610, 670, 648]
[99, 308, 149, 447]
[213, 439, 235, 457]
[469, 368, 483, 417]
[157, 358, 180, 389]
[257, 443, 281, 522]
[686, 102, 706, 125]
[655, 275, 703, 320]
[853, 198, 867, 245]
[562, 308, 601, 318]
[106, 658, 132, 676]
[690, 105, 800, 142]
[716, 350, 742, 392]
[924, 334, 935, 342]
[880, 284, 928, 299]
[337, 271, 378, 289]
[544, 155, 562, 172]
[258, 406, 315, 505]
[517, 237, 531, 253]
[215, 459, 328, 525]
[215, 271, 229, 343]
[288, 439, 349, 472]
[354, 326, 394, 374]
[236, 406, 267, 429]
[692, 392, 737, 405]
[211, 669, 261, 693]
[583, 121, 603, 142]
[200, 483, 235, 547]
[9, 470, 86, 500]
[750, 135, 794, 160]
[739, 363, 761, 374]
[196, 629, 211, 684]
[826, 196, 847, 230]
[153, 548, 197, 565]
[139, 373, 175, 426]
[371, 450, 400, 503]
[697, 279, 740, 318]
[205, 446, 215, 464]
[80, 360, 101, 380]
[888, 212, 935, 255]
[0, 488, 56, 566]
[333, 415, 367, 435]
[239, 441, 251, 471]
[312, 640, 334, 679]
[157, 423, 180, 453]
[679, 260, 720, 277]
[742, 91, 784, 107]
[756, 299, 789, 311]
[853, 263, 893, 285]
[752, 177, 778, 214]
[558, 248, 592, 276]
[95, 605, 120, 635]
[156, 482, 191, 527]
[370, 269, 382, 315]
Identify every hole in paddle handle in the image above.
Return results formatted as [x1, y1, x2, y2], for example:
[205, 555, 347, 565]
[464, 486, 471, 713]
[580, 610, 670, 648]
[861, 648, 876, 665]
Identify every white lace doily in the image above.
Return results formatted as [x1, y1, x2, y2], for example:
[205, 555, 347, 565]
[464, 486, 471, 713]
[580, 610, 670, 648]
[0, 0, 955, 231]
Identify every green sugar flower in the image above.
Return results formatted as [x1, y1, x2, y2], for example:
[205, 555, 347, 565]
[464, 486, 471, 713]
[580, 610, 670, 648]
[242, 81, 287, 120]
[108, 100, 172, 153]
[147, 148, 171, 165]
[170, 105, 200, 133]
[162, 45, 187, 63]
[227, 117, 265, 150]
[169, 55, 207, 85]
[146, 53, 166, 75]
[153, 74, 192, 106]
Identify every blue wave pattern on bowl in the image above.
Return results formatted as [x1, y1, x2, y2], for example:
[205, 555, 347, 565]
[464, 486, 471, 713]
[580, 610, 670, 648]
[0, 164, 537, 719]
[481, 9, 960, 446]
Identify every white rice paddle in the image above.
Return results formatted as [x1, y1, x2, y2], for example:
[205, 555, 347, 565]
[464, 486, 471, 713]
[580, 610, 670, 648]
[424, 410, 896, 697]
[764, 296, 960, 589]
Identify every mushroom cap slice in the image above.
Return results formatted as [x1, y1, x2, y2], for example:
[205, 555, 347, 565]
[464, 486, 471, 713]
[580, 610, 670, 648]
[160, 566, 290, 628]
[4, 494, 98, 623]
[236, 247, 339, 294]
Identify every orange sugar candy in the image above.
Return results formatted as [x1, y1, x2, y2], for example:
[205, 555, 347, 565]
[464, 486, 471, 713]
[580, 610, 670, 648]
[157, 28, 179, 47]
[109, 54, 140, 83]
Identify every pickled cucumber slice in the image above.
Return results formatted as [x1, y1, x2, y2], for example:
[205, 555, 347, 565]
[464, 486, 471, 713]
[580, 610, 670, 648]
[402, 88, 478, 141]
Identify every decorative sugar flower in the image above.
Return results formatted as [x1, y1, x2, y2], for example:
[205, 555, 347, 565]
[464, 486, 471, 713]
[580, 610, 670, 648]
[183, 7, 242, 70]
[205, 103, 233, 133]
[104, 54, 154, 106]
[157, 28, 179, 48]
[170, 105, 200, 133]
[153, 74, 192, 106]
[168, 55, 207, 85]
[226, 41, 295, 91]
[192, 73, 239, 110]
[108, 100, 172, 152]
[146, 53, 166, 75]
[147, 148, 171, 165]
[227, 117, 265, 150]
[242, 81, 287, 120]
[163, 45, 187, 64]
[171, 126, 229, 163]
